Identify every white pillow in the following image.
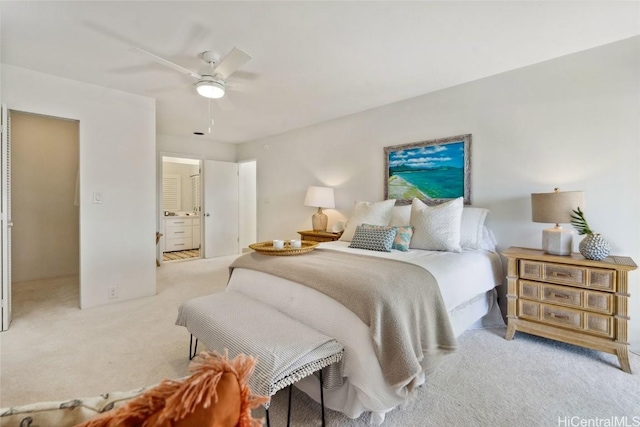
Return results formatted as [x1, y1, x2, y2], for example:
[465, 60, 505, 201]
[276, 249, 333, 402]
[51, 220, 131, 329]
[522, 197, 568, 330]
[409, 197, 463, 252]
[481, 226, 497, 252]
[339, 199, 396, 242]
[389, 205, 411, 226]
[460, 207, 489, 250]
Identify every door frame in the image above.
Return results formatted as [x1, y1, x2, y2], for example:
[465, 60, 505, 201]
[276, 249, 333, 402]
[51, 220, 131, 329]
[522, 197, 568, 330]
[1, 105, 11, 330]
[157, 151, 204, 264]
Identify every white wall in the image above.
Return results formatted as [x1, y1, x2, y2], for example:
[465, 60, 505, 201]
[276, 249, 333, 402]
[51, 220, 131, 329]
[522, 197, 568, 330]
[2, 65, 157, 309]
[239, 161, 257, 250]
[157, 134, 236, 162]
[237, 37, 640, 350]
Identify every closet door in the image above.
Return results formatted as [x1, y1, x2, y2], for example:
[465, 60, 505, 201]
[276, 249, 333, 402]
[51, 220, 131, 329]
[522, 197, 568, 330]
[203, 160, 239, 258]
[1, 105, 12, 331]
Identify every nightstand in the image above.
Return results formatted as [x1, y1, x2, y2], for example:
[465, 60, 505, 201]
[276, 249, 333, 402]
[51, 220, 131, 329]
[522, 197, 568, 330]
[502, 246, 637, 373]
[297, 230, 341, 243]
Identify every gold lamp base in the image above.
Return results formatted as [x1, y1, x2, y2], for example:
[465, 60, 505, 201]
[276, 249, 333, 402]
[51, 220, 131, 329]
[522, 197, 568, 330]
[311, 207, 328, 232]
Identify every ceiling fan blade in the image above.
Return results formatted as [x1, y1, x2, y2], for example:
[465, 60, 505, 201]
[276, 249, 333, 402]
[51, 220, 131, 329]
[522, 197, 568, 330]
[145, 82, 194, 95]
[129, 47, 202, 80]
[214, 47, 252, 79]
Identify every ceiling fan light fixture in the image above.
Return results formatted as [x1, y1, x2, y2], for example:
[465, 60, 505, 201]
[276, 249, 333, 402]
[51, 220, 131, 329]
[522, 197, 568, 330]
[196, 80, 225, 99]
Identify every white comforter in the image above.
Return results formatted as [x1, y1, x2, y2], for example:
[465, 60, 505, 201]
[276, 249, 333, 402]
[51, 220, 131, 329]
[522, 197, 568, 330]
[226, 242, 502, 424]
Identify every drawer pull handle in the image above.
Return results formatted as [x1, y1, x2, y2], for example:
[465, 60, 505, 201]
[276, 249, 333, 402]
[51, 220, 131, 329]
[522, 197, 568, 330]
[550, 313, 570, 320]
[175, 231, 185, 234]
[552, 272, 572, 278]
[175, 244, 185, 246]
[551, 293, 570, 300]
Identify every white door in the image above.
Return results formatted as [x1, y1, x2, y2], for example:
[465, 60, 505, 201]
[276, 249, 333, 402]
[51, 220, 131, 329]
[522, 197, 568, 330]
[1, 105, 12, 331]
[203, 160, 239, 258]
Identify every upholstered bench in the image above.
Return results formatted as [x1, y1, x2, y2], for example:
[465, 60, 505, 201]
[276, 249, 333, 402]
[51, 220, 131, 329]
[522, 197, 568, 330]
[176, 291, 344, 426]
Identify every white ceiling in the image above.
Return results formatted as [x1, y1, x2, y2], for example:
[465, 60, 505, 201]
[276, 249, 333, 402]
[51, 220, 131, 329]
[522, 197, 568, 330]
[2, 1, 639, 144]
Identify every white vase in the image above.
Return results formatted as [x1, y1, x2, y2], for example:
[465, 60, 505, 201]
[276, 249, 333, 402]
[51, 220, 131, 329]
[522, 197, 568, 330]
[579, 233, 610, 261]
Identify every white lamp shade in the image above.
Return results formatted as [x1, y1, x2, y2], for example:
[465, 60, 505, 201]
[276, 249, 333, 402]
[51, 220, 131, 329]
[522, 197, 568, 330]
[304, 186, 335, 208]
[531, 190, 584, 224]
[196, 80, 225, 99]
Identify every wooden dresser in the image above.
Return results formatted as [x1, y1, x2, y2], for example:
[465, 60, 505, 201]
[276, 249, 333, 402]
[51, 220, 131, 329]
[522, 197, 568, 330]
[502, 246, 637, 373]
[297, 230, 342, 242]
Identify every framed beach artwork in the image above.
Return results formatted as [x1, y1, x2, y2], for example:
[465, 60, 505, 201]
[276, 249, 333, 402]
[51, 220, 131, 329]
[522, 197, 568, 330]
[384, 134, 471, 205]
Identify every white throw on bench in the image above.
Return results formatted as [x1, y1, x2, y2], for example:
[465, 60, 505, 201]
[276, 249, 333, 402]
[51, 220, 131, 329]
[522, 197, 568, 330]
[176, 291, 344, 426]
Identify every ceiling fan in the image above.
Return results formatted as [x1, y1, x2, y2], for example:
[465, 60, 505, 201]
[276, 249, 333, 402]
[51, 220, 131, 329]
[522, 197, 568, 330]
[130, 47, 251, 99]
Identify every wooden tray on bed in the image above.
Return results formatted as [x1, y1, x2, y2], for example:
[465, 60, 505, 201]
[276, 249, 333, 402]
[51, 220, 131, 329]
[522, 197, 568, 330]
[249, 240, 319, 256]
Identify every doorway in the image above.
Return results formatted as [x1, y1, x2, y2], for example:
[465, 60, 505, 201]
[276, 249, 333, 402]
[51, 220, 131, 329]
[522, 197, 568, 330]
[161, 156, 202, 262]
[10, 111, 80, 314]
[158, 155, 256, 264]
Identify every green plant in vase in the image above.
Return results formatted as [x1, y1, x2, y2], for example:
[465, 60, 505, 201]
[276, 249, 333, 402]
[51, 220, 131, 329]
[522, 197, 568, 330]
[570, 207, 610, 261]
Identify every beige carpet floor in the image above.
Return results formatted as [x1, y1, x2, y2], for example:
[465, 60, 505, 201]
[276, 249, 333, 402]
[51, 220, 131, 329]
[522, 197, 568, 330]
[1, 256, 639, 426]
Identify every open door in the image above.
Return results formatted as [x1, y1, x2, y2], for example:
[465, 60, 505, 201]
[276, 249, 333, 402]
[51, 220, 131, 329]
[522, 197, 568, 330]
[1, 105, 12, 331]
[203, 160, 239, 258]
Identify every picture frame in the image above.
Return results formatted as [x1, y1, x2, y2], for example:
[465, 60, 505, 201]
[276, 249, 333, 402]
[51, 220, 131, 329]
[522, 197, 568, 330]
[384, 134, 471, 205]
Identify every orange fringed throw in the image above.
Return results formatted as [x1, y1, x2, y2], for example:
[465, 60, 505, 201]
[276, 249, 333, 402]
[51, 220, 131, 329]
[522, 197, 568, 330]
[77, 351, 269, 427]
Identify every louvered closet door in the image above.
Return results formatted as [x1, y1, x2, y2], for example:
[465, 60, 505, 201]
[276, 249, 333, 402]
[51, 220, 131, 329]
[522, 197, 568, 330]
[191, 174, 200, 211]
[1, 105, 12, 331]
[162, 174, 181, 211]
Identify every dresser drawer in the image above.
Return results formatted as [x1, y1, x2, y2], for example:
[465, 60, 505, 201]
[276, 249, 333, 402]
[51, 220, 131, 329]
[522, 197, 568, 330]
[165, 218, 192, 227]
[521, 260, 586, 285]
[585, 291, 613, 314]
[165, 225, 191, 239]
[165, 237, 193, 252]
[518, 280, 613, 315]
[543, 263, 586, 286]
[517, 300, 614, 338]
[585, 312, 614, 338]
[541, 284, 582, 308]
[519, 280, 540, 300]
[587, 269, 616, 291]
[541, 304, 583, 331]
[519, 260, 616, 292]
[519, 260, 543, 281]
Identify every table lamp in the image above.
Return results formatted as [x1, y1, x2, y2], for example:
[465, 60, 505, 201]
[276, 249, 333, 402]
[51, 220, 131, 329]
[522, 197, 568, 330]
[531, 188, 584, 256]
[304, 186, 335, 232]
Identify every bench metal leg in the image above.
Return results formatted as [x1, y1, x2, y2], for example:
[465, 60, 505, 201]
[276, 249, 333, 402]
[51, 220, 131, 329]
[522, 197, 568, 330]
[287, 385, 293, 427]
[320, 369, 325, 427]
[189, 334, 198, 360]
[264, 374, 326, 427]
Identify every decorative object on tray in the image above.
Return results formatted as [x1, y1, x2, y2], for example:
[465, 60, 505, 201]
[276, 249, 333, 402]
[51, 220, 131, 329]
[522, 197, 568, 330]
[249, 240, 318, 256]
[570, 207, 610, 261]
[304, 186, 335, 231]
[531, 188, 585, 256]
[384, 134, 471, 206]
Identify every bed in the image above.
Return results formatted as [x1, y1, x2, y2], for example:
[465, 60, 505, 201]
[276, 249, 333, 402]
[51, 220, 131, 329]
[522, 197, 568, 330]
[227, 200, 505, 424]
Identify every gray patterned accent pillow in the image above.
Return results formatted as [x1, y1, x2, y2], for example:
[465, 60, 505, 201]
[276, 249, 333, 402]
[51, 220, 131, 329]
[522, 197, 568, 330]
[348, 225, 397, 252]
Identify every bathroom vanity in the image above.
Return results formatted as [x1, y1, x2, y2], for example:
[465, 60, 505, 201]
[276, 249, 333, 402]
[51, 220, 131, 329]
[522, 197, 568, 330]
[164, 216, 200, 252]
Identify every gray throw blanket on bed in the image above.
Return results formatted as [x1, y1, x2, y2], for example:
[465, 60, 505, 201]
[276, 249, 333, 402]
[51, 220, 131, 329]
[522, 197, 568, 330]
[229, 249, 457, 388]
